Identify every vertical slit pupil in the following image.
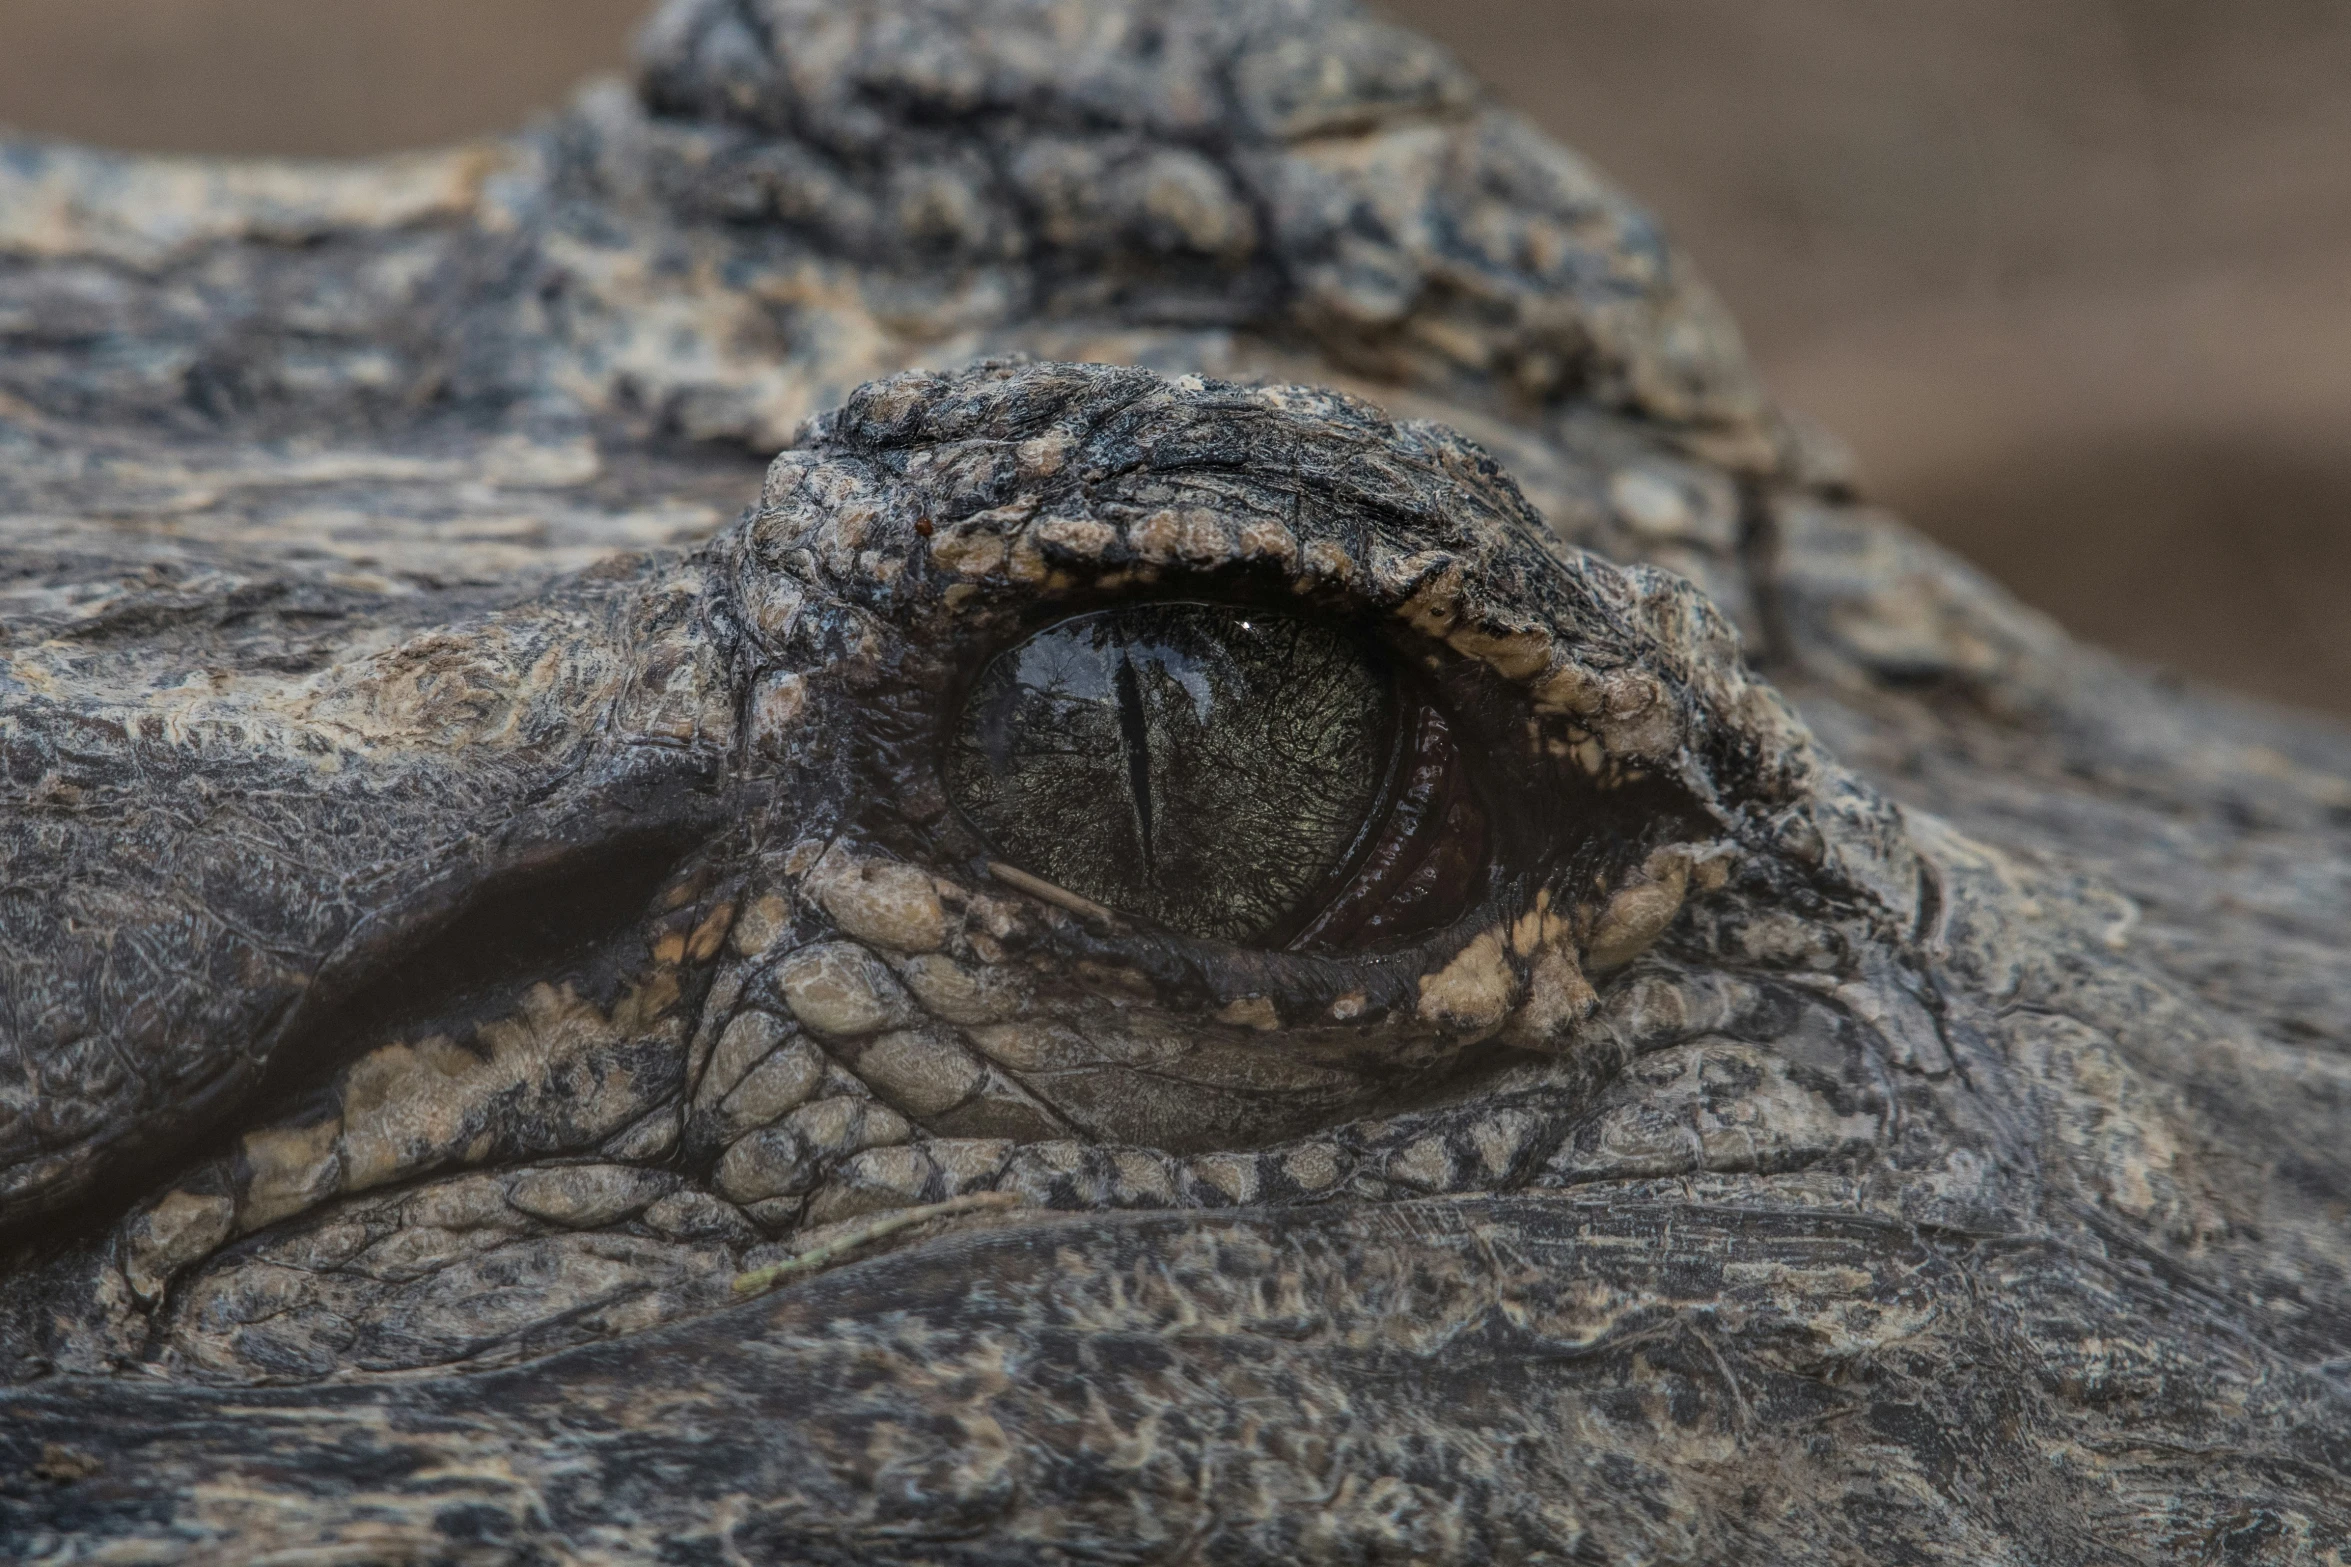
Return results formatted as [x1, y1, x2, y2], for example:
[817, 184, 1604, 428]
[1113, 640, 1156, 876]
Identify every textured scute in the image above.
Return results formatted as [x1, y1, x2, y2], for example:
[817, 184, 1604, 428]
[628, 0, 1764, 431]
[3, 0, 2350, 1562]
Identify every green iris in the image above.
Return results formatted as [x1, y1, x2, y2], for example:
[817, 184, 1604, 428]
[948, 604, 1398, 944]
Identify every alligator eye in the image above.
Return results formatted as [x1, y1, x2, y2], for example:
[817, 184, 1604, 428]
[947, 603, 1486, 947]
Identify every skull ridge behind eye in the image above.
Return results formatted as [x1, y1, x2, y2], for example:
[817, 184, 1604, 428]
[946, 602, 1487, 948]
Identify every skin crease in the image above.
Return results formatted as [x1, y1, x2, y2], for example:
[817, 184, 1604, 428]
[0, 1, 2348, 1562]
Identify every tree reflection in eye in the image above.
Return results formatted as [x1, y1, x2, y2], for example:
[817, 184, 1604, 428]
[948, 603, 1485, 948]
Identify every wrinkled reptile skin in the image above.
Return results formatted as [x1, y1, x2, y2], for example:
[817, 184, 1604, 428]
[3, 1, 2349, 1562]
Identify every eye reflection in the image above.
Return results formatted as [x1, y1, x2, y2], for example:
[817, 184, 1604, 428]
[949, 604, 1401, 944]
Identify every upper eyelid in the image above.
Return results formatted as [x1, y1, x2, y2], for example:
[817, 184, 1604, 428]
[746, 440, 1682, 794]
[736, 365, 1847, 932]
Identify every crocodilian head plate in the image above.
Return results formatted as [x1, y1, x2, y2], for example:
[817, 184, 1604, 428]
[0, 351, 2210, 1565]
[3, 138, 2349, 1567]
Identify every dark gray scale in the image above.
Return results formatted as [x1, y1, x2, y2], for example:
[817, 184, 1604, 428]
[948, 603, 1398, 944]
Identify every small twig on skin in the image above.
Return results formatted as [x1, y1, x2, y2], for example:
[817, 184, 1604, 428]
[985, 861, 1119, 931]
[731, 1191, 1029, 1296]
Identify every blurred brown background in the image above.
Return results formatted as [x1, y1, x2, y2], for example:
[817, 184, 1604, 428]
[4, 0, 2346, 715]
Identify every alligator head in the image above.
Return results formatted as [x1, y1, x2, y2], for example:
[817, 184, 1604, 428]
[2, 1, 2347, 1562]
